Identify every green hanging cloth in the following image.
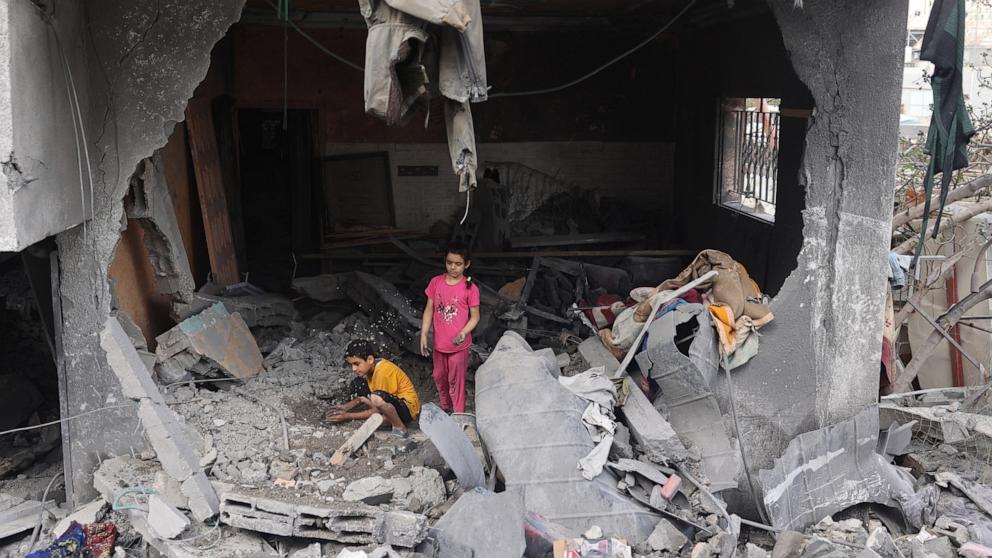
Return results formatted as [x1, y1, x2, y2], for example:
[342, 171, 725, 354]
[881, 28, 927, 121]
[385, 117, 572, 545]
[911, 0, 975, 269]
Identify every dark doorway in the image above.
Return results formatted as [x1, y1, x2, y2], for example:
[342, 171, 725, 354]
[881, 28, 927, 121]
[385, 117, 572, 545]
[238, 109, 319, 291]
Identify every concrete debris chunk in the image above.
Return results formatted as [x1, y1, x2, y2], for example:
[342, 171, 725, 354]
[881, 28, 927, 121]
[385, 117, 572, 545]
[155, 302, 264, 380]
[758, 404, 935, 532]
[424, 487, 525, 558]
[391, 466, 447, 513]
[648, 518, 689, 553]
[100, 318, 220, 521]
[153, 471, 188, 510]
[219, 490, 426, 547]
[289, 543, 323, 558]
[175, 291, 299, 328]
[866, 527, 905, 558]
[620, 376, 688, 464]
[745, 543, 770, 558]
[344, 476, 396, 505]
[293, 273, 352, 302]
[148, 494, 190, 539]
[876, 420, 915, 462]
[475, 331, 659, 544]
[0, 496, 53, 539]
[376, 510, 428, 548]
[418, 403, 485, 490]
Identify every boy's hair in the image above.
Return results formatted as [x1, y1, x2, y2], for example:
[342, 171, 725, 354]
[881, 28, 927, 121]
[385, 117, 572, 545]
[345, 339, 377, 360]
[446, 241, 473, 289]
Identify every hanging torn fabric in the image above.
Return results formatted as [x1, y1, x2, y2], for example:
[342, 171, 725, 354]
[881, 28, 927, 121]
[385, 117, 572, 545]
[359, 0, 432, 125]
[911, 0, 975, 268]
[359, 0, 488, 193]
[445, 98, 478, 191]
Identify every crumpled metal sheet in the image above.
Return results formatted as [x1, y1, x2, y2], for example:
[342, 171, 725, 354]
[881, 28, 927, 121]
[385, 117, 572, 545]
[475, 331, 658, 544]
[758, 404, 938, 532]
[636, 308, 741, 492]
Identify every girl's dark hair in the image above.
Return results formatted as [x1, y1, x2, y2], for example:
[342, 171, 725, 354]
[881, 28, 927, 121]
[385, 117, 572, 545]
[446, 242, 473, 289]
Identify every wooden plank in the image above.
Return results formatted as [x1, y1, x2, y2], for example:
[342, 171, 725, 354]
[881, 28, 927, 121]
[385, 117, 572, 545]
[331, 414, 384, 466]
[509, 232, 646, 248]
[185, 98, 240, 286]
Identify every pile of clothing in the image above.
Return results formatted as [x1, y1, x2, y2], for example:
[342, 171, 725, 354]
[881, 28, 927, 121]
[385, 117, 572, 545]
[600, 249, 773, 370]
[26, 521, 117, 558]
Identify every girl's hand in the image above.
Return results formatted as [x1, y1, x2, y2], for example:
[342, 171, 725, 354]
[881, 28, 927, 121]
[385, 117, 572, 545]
[453, 332, 466, 345]
[420, 335, 430, 357]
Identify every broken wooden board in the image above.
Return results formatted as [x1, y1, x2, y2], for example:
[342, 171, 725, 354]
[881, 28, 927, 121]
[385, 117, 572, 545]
[332, 414, 384, 466]
[185, 97, 240, 286]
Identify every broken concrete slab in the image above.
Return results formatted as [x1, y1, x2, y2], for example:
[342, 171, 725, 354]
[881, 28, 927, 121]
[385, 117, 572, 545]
[219, 489, 426, 547]
[758, 405, 936, 532]
[475, 331, 659, 544]
[376, 510, 428, 549]
[418, 403, 485, 490]
[648, 518, 689, 553]
[124, 154, 196, 303]
[390, 466, 447, 513]
[637, 309, 741, 491]
[332, 414, 384, 466]
[148, 494, 190, 539]
[0, 496, 54, 539]
[620, 377, 688, 464]
[422, 488, 525, 558]
[156, 302, 263, 380]
[100, 317, 220, 521]
[866, 527, 904, 558]
[578, 336, 621, 370]
[293, 273, 352, 302]
[344, 476, 395, 505]
[876, 420, 915, 462]
[174, 292, 298, 328]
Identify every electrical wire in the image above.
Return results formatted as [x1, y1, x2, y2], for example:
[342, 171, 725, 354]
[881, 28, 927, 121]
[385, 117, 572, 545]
[488, 0, 698, 98]
[459, 188, 472, 225]
[722, 363, 772, 526]
[112, 486, 157, 512]
[264, 0, 364, 71]
[0, 404, 135, 438]
[27, 472, 64, 553]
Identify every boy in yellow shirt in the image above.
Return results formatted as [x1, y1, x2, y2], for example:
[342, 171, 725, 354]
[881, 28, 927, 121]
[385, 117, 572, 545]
[325, 339, 421, 437]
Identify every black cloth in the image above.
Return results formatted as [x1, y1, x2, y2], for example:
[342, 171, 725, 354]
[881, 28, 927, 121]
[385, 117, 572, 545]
[913, 0, 975, 267]
[372, 390, 414, 425]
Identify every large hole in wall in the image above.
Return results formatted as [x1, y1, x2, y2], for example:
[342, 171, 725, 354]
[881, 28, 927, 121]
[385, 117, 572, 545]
[0, 249, 64, 498]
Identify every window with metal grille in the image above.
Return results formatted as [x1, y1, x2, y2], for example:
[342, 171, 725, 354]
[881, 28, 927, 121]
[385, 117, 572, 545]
[714, 97, 781, 223]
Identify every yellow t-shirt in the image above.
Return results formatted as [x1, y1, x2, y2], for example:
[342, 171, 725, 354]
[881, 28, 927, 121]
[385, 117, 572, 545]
[369, 359, 421, 419]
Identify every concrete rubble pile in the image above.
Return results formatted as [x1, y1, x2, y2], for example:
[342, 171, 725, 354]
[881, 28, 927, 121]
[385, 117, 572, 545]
[14, 260, 992, 558]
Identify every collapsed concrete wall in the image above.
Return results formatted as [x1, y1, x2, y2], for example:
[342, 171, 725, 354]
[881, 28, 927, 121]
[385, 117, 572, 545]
[52, 0, 245, 504]
[714, 0, 907, 504]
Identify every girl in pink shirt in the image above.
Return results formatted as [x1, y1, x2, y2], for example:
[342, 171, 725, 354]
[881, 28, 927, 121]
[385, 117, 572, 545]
[420, 243, 481, 413]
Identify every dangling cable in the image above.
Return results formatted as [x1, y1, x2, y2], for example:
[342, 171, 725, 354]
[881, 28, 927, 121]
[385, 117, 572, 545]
[459, 188, 472, 225]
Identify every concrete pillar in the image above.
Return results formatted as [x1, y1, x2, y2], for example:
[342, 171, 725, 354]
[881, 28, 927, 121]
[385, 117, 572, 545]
[714, 0, 908, 504]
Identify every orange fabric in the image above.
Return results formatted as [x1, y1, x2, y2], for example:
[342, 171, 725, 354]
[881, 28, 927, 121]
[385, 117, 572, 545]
[708, 304, 738, 354]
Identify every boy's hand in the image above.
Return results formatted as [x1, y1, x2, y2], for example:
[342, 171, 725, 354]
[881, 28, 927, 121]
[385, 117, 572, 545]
[420, 335, 430, 357]
[453, 332, 466, 345]
[325, 410, 347, 423]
